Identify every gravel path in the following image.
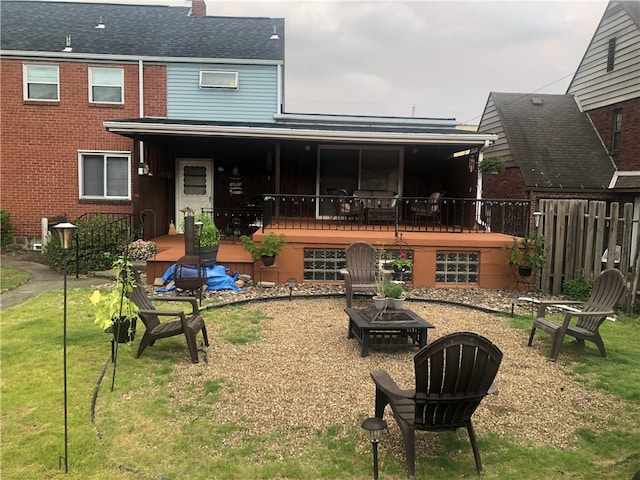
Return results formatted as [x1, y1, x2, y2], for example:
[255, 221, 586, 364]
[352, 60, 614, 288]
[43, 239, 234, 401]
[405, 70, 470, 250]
[168, 289, 624, 461]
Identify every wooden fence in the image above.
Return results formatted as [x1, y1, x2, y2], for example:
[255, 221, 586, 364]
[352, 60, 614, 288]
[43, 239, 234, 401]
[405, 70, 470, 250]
[535, 199, 640, 310]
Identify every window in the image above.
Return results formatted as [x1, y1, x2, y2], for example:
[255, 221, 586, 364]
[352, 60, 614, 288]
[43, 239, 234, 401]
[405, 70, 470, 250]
[23, 64, 59, 101]
[89, 67, 124, 103]
[199, 70, 238, 89]
[79, 151, 130, 199]
[612, 109, 622, 151]
[607, 38, 616, 72]
[435, 251, 479, 284]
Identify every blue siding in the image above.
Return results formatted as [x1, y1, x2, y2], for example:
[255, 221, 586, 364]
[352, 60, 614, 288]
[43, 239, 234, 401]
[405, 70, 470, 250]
[167, 63, 278, 122]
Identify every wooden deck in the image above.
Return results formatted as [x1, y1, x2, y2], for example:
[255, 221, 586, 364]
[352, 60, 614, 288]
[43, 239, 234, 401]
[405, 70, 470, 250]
[144, 227, 517, 290]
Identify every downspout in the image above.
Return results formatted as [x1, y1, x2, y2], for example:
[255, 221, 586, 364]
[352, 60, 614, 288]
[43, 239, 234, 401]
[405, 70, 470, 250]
[137, 59, 145, 174]
[475, 140, 491, 231]
[276, 64, 282, 115]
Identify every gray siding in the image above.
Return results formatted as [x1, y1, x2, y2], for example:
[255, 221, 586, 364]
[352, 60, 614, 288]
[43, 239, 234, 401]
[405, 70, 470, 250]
[568, 1, 640, 110]
[167, 63, 278, 122]
[478, 95, 515, 167]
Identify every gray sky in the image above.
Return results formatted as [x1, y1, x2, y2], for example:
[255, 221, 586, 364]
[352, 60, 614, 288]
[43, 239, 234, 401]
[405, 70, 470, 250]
[45, 0, 610, 124]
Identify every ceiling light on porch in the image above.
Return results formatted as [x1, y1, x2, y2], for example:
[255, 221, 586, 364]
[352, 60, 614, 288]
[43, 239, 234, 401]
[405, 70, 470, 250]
[269, 26, 280, 40]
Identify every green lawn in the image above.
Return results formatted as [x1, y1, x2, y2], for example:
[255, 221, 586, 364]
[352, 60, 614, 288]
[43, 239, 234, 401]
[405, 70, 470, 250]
[1, 283, 639, 479]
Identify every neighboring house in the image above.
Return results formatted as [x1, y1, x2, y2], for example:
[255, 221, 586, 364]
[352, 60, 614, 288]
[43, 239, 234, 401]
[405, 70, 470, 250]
[478, 92, 616, 202]
[567, 0, 640, 202]
[1, 0, 498, 247]
[478, 0, 640, 207]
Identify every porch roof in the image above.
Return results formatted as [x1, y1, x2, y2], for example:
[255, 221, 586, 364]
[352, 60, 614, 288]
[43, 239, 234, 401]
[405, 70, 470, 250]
[104, 117, 497, 147]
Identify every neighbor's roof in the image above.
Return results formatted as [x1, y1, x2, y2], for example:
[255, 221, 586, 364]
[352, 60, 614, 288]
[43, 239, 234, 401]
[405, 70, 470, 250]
[490, 92, 615, 190]
[0, 0, 284, 62]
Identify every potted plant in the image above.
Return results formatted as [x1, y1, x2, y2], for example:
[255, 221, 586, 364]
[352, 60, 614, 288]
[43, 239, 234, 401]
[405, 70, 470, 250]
[240, 232, 286, 266]
[478, 155, 506, 174]
[90, 256, 139, 343]
[194, 213, 221, 266]
[384, 281, 405, 310]
[373, 273, 389, 310]
[390, 252, 413, 272]
[504, 233, 546, 277]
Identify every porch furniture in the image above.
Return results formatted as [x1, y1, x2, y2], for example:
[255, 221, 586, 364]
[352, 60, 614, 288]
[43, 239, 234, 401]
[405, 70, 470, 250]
[340, 241, 391, 308]
[327, 188, 363, 224]
[131, 273, 209, 363]
[345, 306, 434, 357]
[528, 268, 624, 361]
[411, 192, 442, 227]
[370, 331, 503, 478]
[353, 189, 398, 223]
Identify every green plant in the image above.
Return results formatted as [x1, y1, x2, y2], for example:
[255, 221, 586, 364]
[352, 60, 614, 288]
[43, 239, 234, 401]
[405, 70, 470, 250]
[127, 239, 158, 261]
[390, 252, 413, 271]
[563, 275, 592, 302]
[504, 233, 546, 270]
[1, 210, 15, 248]
[478, 155, 506, 173]
[89, 256, 139, 333]
[240, 232, 286, 260]
[194, 213, 220, 246]
[384, 281, 404, 299]
[374, 273, 390, 297]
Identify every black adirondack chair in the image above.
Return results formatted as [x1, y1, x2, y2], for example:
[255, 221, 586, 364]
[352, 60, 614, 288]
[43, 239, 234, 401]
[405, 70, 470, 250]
[370, 332, 503, 478]
[131, 274, 209, 363]
[528, 268, 625, 361]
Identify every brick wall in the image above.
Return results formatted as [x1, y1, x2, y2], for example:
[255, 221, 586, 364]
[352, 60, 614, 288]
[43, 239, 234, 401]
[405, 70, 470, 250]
[587, 97, 640, 171]
[0, 59, 167, 241]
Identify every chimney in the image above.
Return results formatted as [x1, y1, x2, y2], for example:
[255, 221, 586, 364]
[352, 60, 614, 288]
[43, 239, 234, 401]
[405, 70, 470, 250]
[190, 0, 206, 17]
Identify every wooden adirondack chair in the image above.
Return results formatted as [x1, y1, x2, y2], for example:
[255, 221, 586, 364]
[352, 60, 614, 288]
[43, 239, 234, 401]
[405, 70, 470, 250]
[339, 241, 390, 308]
[528, 268, 625, 361]
[371, 332, 503, 478]
[131, 274, 209, 363]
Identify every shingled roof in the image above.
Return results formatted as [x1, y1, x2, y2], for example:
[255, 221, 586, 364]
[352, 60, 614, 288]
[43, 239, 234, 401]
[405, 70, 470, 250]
[0, 0, 284, 61]
[487, 92, 615, 190]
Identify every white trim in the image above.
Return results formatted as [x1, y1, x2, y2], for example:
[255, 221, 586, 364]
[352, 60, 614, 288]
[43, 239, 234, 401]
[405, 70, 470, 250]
[608, 170, 640, 189]
[199, 70, 238, 89]
[103, 121, 497, 145]
[88, 66, 124, 104]
[77, 150, 132, 200]
[23, 63, 59, 101]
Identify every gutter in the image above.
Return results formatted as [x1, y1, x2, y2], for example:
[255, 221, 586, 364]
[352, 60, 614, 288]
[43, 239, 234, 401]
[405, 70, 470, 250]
[103, 121, 498, 145]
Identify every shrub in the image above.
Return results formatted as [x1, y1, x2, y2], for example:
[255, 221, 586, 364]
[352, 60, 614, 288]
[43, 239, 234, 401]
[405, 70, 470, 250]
[562, 276, 592, 302]
[127, 239, 158, 261]
[1, 210, 15, 248]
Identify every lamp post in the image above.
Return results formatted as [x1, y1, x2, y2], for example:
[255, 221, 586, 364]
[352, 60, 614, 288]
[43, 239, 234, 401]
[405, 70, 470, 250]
[361, 417, 387, 480]
[53, 222, 76, 474]
[194, 221, 203, 306]
[287, 277, 297, 301]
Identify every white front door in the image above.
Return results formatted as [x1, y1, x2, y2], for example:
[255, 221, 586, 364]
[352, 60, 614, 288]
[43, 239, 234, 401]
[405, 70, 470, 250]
[176, 158, 213, 232]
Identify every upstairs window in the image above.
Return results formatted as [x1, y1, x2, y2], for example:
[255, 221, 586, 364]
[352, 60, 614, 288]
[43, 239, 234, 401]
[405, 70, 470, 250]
[89, 67, 124, 104]
[199, 70, 238, 89]
[607, 38, 616, 72]
[612, 109, 622, 152]
[79, 151, 130, 200]
[23, 64, 59, 101]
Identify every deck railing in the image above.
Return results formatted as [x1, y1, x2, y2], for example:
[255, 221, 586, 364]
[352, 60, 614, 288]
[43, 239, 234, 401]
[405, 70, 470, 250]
[203, 195, 531, 238]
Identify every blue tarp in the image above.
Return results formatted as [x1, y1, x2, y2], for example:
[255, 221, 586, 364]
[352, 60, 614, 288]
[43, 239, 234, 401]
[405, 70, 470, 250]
[158, 264, 242, 292]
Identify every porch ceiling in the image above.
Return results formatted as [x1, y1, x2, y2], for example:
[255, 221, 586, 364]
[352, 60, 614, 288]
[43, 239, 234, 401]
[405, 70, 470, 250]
[104, 118, 497, 148]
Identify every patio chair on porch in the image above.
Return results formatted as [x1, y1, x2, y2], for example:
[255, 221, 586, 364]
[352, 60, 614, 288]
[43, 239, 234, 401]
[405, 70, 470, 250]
[131, 272, 209, 363]
[370, 332, 503, 478]
[411, 191, 442, 227]
[327, 188, 362, 225]
[339, 241, 390, 308]
[528, 268, 625, 361]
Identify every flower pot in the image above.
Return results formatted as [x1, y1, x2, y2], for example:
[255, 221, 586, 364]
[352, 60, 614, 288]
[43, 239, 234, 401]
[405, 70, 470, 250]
[199, 245, 219, 267]
[373, 296, 388, 310]
[518, 266, 532, 278]
[109, 318, 136, 344]
[261, 255, 276, 266]
[393, 265, 407, 273]
[389, 297, 405, 310]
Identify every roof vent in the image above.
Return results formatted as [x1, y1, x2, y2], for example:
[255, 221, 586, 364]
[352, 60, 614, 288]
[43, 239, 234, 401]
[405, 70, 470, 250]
[531, 97, 543, 105]
[95, 16, 105, 29]
[62, 34, 72, 52]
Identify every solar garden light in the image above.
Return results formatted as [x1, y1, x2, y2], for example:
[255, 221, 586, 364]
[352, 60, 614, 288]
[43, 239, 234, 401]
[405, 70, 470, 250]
[287, 277, 297, 301]
[53, 222, 76, 474]
[361, 417, 387, 479]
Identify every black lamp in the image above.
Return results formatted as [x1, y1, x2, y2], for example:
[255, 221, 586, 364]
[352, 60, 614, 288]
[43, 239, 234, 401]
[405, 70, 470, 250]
[53, 222, 76, 474]
[361, 417, 387, 479]
[287, 277, 297, 301]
